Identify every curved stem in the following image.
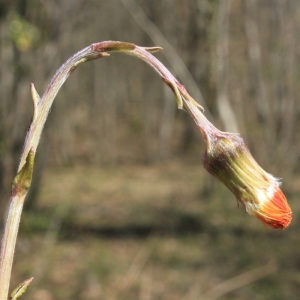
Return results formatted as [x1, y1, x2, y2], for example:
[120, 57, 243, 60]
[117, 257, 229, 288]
[0, 40, 209, 299]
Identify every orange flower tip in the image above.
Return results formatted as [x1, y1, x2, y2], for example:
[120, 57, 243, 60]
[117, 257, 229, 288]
[245, 186, 292, 230]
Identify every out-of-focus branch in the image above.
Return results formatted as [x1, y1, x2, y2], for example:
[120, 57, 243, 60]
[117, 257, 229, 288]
[245, 0, 270, 122]
[198, 261, 277, 300]
[215, 0, 238, 132]
[271, 2, 298, 171]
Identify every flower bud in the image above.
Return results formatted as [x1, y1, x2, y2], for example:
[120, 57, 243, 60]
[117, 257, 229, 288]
[203, 132, 292, 229]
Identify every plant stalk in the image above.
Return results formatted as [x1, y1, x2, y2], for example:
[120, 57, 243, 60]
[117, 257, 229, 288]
[0, 41, 205, 299]
[0, 195, 26, 300]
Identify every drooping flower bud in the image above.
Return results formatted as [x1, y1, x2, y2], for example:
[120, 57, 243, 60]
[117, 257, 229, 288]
[121, 43, 292, 230]
[183, 99, 292, 229]
[202, 132, 292, 229]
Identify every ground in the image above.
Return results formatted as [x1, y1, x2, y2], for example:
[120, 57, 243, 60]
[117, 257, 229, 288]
[11, 160, 300, 300]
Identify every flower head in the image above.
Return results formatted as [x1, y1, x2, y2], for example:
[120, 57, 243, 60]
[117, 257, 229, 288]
[202, 132, 292, 229]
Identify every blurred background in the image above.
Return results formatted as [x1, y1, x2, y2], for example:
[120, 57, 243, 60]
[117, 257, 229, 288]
[1, 0, 300, 299]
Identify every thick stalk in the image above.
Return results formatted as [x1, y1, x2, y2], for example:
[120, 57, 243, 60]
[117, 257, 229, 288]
[0, 150, 34, 300]
[0, 196, 26, 300]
